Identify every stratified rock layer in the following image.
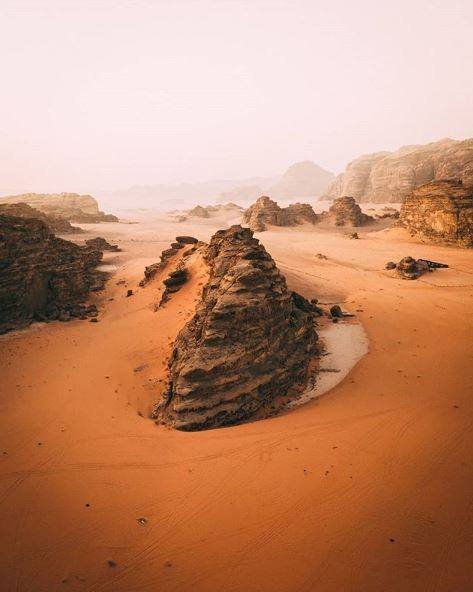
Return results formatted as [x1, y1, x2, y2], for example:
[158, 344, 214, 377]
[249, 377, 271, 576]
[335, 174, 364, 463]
[0, 193, 118, 223]
[327, 196, 374, 227]
[243, 196, 318, 231]
[324, 138, 473, 203]
[400, 180, 473, 247]
[154, 225, 318, 431]
[0, 214, 106, 333]
[0, 202, 83, 234]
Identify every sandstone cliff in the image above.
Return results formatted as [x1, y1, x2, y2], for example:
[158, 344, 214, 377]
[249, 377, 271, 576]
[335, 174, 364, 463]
[399, 180, 473, 247]
[0, 202, 83, 234]
[324, 138, 473, 203]
[0, 192, 118, 223]
[0, 214, 107, 333]
[153, 225, 319, 430]
[243, 196, 318, 231]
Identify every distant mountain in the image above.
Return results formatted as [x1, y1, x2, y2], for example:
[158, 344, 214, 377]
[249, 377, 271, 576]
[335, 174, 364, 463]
[323, 137, 473, 203]
[269, 161, 334, 199]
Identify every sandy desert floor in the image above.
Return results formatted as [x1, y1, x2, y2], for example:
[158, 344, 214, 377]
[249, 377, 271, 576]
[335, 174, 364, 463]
[1, 212, 473, 591]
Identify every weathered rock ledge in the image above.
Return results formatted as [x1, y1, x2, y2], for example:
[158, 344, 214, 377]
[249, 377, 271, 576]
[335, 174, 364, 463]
[153, 225, 319, 431]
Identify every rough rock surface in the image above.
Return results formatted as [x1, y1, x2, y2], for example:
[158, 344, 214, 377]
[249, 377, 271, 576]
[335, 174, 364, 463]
[324, 138, 473, 203]
[139, 236, 199, 286]
[327, 196, 374, 227]
[0, 202, 83, 234]
[153, 225, 318, 431]
[0, 214, 106, 333]
[85, 237, 121, 252]
[0, 192, 118, 222]
[269, 161, 334, 198]
[243, 196, 318, 231]
[399, 180, 473, 247]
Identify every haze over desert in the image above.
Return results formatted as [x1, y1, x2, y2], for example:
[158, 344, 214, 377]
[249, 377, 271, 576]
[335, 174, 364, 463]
[1, 1, 473, 591]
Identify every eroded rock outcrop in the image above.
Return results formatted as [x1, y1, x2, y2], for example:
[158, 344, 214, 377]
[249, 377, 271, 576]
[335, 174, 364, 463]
[243, 196, 318, 231]
[0, 202, 83, 234]
[85, 237, 121, 252]
[324, 138, 473, 203]
[0, 214, 107, 333]
[153, 225, 318, 430]
[387, 257, 449, 280]
[139, 236, 199, 286]
[327, 196, 374, 227]
[399, 180, 473, 247]
[0, 193, 118, 223]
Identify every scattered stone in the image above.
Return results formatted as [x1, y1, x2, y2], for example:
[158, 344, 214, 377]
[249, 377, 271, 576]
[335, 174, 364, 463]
[348, 232, 359, 239]
[90, 317, 99, 323]
[126, 289, 133, 297]
[137, 517, 148, 526]
[107, 560, 117, 568]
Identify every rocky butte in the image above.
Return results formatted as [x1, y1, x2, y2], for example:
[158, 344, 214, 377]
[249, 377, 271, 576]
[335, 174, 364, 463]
[399, 180, 473, 247]
[326, 196, 374, 227]
[324, 137, 473, 203]
[0, 202, 83, 234]
[0, 214, 107, 333]
[153, 225, 319, 430]
[0, 192, 118, 223]
[243, 196, 318, 231]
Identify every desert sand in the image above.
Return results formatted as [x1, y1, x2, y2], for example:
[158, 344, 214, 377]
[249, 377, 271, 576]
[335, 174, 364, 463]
[1, 211, 473, 591]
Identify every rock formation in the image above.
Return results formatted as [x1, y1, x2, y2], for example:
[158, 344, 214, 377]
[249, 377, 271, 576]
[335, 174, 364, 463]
[139, 236, 199, 286]
[0, 202, 83, 234]
[387, 257, 449, 280]
[243, 196, 318, 231]
[326, 196, 374, 227]
[187, 205, 210, 218]
[85, 237, 121, 252]
[0, 192, 118, 223]
[324, 138, 473, 203]
[399, 180, 473, 247]
[153, 225, 319, 431]
[0, 214, 107, 333]
[269, 161, 334, 198]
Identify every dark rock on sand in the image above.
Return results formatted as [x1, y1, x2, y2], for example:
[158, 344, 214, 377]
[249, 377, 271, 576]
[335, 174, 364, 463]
[85, 237, 121, 252]
[0, 202, 83, 234]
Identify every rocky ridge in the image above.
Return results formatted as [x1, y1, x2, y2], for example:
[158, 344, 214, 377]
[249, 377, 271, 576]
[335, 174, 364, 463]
[399, 180, 473, 247]
[0, 214, 107, 333]
[324, 138, 473, 203]
[243, 196, 318, 231]
[153, 225, 319, 431]
[0, 202, 83, 234]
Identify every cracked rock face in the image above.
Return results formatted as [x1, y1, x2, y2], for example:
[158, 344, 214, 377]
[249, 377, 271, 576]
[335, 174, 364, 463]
[243, 196, 318, 232]
[154, 225, 318, 431]
[399, 180, 473, 247]
[327, 196, 373, 227]
[0, 214, 106, 333]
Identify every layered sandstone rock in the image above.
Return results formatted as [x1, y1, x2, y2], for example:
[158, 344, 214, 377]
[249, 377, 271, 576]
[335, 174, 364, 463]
[399, 180, 473, 247]
[0, 214, 107, 333]
[139, 236, 199, 286]
[243, 196, 318, 231]
[0, 202, 83, 234]
[85, 237, 121, 252]
[153, 225, 318, 431]
[327, 196, 374, 227]
[0, 192, 118, 223]
[324, 138, 473, 203]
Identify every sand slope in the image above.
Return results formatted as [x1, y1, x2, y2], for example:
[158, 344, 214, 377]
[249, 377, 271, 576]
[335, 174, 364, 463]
[1, 216, 473, 591]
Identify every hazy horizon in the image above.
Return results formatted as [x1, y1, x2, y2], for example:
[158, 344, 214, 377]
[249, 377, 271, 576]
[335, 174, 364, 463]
[1, 0, 472, 196]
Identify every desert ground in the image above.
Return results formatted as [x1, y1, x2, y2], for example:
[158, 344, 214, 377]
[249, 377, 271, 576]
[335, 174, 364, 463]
[1, 211, 473, 591]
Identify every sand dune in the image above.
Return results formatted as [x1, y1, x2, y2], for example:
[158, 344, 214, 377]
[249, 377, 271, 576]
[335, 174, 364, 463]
[1, 214, 473, 591]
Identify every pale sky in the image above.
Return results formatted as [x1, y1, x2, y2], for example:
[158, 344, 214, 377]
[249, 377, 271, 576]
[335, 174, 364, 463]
[0, 0, 472, 194]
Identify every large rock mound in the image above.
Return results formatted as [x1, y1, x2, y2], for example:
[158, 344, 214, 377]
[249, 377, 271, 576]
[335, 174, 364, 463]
[243, 196, 318, 231]
[269, 160, 334, 198]
[0, 202, 83, 234]
[0, 192, 118, 223]
[0, 214, 107, 333]
[154, 225, 318, 430]
[399, 180, 473, 247]
[324, 138, 473, 203]
[327, 196, 374, 227]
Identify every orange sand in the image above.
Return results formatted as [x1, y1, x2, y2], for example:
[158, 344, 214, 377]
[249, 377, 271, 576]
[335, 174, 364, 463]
[1, 214, 473, 591]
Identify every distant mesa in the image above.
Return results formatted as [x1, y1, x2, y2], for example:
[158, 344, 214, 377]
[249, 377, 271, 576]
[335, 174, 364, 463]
[269, 160, 334, 199]
[0, 202, 83, 234]
[399, 179, 473, 247]
[326, 196, 374, 227]
[153, 225, 319, 430]
[243, 196, 318, 232]
[0, 214, 110, 334]
[0, 192, 118, 223]
[324, 137, 473, 203]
